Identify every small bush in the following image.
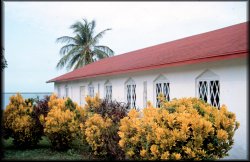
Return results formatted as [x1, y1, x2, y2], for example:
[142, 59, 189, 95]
[118, 97, 240, 160]
[44, 94, 86, 150]
[33, 95, 50, 135]
[85, 114, 113, 156]
[83, 95, 130, 160]
[85, 95, 130, 122]
[2, 93, 42, 148]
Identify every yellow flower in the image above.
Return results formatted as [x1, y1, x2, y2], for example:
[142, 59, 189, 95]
[183, 146, 195, 158]
[127, 150, 135, 157]
[172, 153, 181, 160]
[118, 131, 125, 138]
[207, 143, 214, 150]
[119, 139, 125, 148]
[140, 149, 147, 157]
[217, 129, 228, 141]
[128, 109, 139, 118]
[150, 145, 159, 155]
[161, 151, 170, 160]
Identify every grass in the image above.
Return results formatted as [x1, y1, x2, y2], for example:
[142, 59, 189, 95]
[2, 136, 100, 160]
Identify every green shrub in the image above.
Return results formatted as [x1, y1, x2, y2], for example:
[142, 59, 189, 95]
[118, 97, 240, 160]
[2, 93, 42, 148]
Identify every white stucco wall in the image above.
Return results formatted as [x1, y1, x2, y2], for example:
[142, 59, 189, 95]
[53, 58, 247, 160]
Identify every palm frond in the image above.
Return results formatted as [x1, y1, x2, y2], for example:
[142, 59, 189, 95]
[73, 54, 86, 70]
[56, 53, 72, 70]
[56, 48, 80, 70]
[66, 53, 82, 71]
[92, 28, 112, 45]
[95, 45, 114, 56]
[56, 36, 79, 44]
[87, 20, 95, 40]
[93, 49, 109, 59]
[82, 18, 88, 25]
[70, 21, 85, 34]
[90, 20, 96, 32]
[59, 44, 78, 56]
[74, 34, 85, 45]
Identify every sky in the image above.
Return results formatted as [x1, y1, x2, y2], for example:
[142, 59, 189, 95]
[3, 1, 247, 93]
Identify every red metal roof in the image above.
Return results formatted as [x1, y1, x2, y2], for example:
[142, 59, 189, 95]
[47, 22, 248, 83]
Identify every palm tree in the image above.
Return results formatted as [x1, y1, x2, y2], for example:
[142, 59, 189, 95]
[56, 19, 114, 71]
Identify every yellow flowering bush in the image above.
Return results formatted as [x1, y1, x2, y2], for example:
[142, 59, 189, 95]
[2, 93, 42, 148]
[85, 114, 112, 156]
[44, 93, 86, 150]
[118, 97, 239, 160]
[84, 95, 102, 114]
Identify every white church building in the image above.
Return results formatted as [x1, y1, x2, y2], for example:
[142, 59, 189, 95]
[47, 22, 248, 159]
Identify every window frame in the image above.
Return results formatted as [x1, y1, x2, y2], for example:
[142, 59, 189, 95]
[104, 80, 112, 101]
[196, 70, 220, 108]
[154, 75, 170, 108]
[125, 78, 136, 109]
[88, 82, 94, 97]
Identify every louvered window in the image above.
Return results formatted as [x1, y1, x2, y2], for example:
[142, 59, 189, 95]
[198, 81, 208, 102]
[197, 70, 220, 108]
[126, 79, 136, 108]
[156, 82, 170, 107]
[198, 80, 220, 107]
[210, 80, 220, 107]
[154, 75, 170, 108]
[105, 85, 112, 101]
[104, 80, 112, 101]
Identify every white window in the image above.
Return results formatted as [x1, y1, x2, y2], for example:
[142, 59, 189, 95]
[104, 80, 112, 101]
[143, 81, 147, 108]
[196, 70, 220, 108]
[154, 75, 170, 107]
[88, 83, 94, 97]
[125, 78, 136, 108]
[65, 85, 69, 98]
[80, 86, 85, 106]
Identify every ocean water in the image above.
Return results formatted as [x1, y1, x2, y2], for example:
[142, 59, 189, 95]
[2, 92, 52, 110]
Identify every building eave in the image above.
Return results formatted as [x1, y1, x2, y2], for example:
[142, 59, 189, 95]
[46, 50, 247, 83]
